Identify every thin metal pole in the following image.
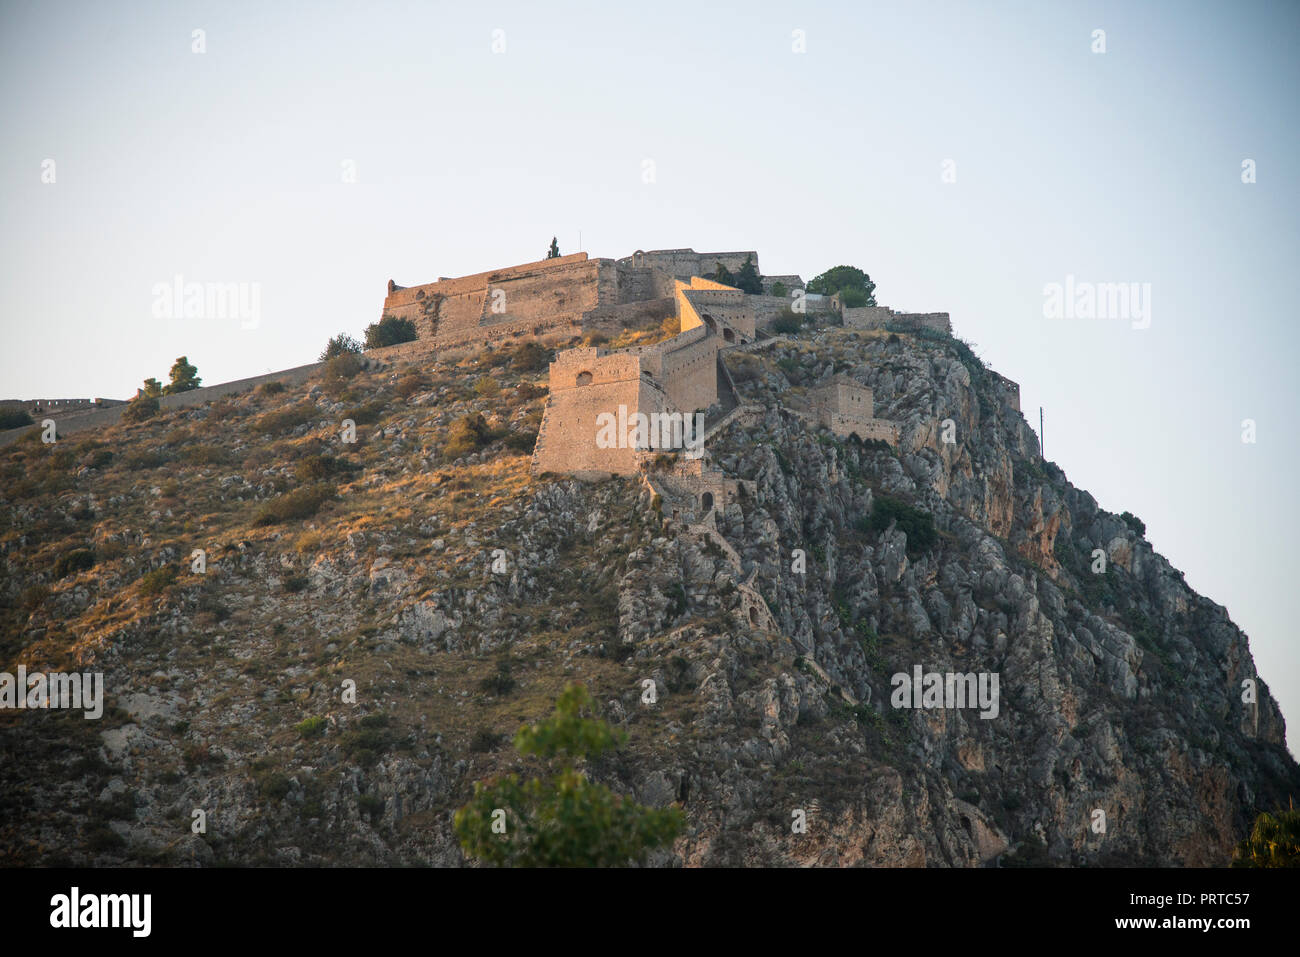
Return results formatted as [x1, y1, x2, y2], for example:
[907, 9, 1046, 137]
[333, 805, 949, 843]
[1039, 406, 1044, 458]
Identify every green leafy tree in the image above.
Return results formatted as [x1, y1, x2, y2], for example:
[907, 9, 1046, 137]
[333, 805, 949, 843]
[122, 392, 160, 422]
[163, 357, 201, 394]
[363, 315, 418, 349]
[320, 333, 363, 361]
[808, 265, 877, 306]
[547, 237, 560, 259]
[142, 377, 163, 398]
[734, 254, 763, 294]
[1233, 805, 1300, 867]
[454, 684, 684, 867]
[711, 261, 735, 287]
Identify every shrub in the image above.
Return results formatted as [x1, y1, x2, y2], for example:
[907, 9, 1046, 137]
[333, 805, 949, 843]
[859, 495, 938, 557]
[252, 402, 316, 435]
[515, 382, 547, 401]
[296, 716, 327, 738]
[253, 486, 333, 526]
[294, 454, 352, 482]
[323, 353, 364, 380]
[0, 409, 33, 430]
[1120, 511, 1146, 537]
[473, 376, 499, 397]
[122, 393, 160, 423]
[770, 281, 787, 298]
[470, 729, 504, 753]
[444, 413, 494, 459]
[138, 566, 177, 596]
[509, 341, 550, 373]
[771, 310, 803, 335]
[257, 380, 287, 396]
[20, 585, 50, 612]
[282, 574, 309, 593]
[343, 399, 386, 425]
[320, 333, 363, 361]
[357, 794, 385, 823]
[395, 373, 429, 399]
[180, 445, 228, 466]
[363, 316, 418, 350]
[479, 660, 517, 696]
[54, 548, 95, 578]
[504, 429, 538, 453]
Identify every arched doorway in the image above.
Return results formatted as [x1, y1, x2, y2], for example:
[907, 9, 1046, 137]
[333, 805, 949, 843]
[723, 328, 736, 344]
[701, 491, 714, 513]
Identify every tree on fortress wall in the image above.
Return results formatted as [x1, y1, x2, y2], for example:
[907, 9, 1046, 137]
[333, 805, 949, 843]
[547, 236, 560, 259]
[163, 356, 201, 394]
[734, 254, 763, 294]
[320, 333, 363, 361]
[711, 261, 735, 286]
[141, 378, 163, 398]
[454, 684, 684, 867]
[363, 316, 418, 350]
[808, 265, 877, 306]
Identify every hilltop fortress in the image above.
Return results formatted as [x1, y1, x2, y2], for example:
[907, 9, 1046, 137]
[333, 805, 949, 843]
[0, 246, 1016, 474]
[377, 247, 984, 478]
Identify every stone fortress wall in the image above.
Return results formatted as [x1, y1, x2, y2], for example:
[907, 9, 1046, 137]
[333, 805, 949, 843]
[378, 246, 998, 477]
[0, 245, 1015, 465]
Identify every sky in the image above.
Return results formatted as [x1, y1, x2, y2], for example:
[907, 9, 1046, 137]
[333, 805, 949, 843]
[1, 0, 1296, 753]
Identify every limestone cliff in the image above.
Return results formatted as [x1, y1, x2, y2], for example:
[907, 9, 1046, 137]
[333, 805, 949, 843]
[0, 327, 1293, 866]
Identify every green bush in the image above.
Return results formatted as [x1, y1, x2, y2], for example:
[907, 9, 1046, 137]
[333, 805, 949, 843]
[282, 574, 309, 593]
[294, 454, 353, 482]
[54, 548, 95, 578]
[257, 380, 287, 396]
[363, 316, 418, 349]
[859, 495, 938, 557]
[253, 486, 333, 526]
[394, 373, 429, 399]
[771, 310, 803, 335]
[509, 341, 550, 373]
[252, 402, 316, 435]
[296, 716, 327, 738]
[1120, 511, 1146, 537]
[180, 445, 228, 466]
[320, 333, 363, 361]
[0, 409, 33, 430]
[444, 412, 495, 459]
[479, 660, 517, 696]
[138, 565, 177, 596]
[323, 353, 364, 380]
[122, 393, 160, 423]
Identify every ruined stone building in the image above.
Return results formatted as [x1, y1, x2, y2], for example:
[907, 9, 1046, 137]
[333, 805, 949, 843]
[374, 246, 999, 481]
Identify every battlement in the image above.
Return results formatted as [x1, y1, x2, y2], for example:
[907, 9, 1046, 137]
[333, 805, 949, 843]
[373, 245, 958, 476]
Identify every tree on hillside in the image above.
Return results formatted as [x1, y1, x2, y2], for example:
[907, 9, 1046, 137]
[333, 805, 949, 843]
[453, 683, 684, 867]
[1232, 805, 1300, 867]
[142, 377, 164, 398]
[363, 316, 418, 350]
[808, 265, 877, 306]
[320, 333, 363, 361]
[734, 254, 763, 294]
[163, 357, 201, 394]
[547, 237, 560, 259]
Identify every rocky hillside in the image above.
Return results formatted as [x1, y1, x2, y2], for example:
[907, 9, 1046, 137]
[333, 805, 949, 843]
[1, 326, 1294, 866]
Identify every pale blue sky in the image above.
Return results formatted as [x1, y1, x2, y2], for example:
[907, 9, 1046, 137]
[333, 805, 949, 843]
[2, 0, 1296, 752]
